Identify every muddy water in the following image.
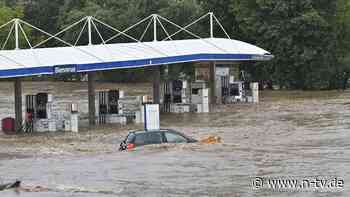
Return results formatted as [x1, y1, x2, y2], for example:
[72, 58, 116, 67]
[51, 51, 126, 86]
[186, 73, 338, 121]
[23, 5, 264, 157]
[0, 82, 350, 196]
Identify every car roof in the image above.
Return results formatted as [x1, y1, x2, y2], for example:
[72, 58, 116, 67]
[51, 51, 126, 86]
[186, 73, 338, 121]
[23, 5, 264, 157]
[125, 129, 196, 142]
[129, 129, 176, 134]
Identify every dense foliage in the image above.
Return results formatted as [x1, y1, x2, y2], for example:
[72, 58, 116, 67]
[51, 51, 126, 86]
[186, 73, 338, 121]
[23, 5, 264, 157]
[0, 0, 349, 89]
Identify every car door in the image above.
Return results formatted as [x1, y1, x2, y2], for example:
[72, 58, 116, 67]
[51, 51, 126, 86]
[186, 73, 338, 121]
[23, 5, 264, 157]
[134, 133, 147, 147]
[145, 132, 163, 145]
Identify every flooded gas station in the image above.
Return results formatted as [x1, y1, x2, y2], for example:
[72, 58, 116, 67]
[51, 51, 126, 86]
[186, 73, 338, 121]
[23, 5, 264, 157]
[0, 12, 348, 197]
[0, 82, 350, 196]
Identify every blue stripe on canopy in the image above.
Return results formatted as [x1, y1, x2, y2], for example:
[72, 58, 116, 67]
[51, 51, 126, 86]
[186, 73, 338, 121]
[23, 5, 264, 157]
[0, 38, 273, 78]
[0, 53, 273, 78]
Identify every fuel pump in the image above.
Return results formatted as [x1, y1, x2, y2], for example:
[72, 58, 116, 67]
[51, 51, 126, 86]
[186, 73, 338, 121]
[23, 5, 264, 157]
[108, 90, 119, 114]
[172, 80, 183, 103]
[221, 76, 230, 104]
[26, 93, 56, 132]
[98, 91, 108, 124]
[25, 95, 35, 132]
[35, 93, 48, 119]
[229, 82, 243, 101]
[98, 90, 123, 124]
[162, 82, 171, 112]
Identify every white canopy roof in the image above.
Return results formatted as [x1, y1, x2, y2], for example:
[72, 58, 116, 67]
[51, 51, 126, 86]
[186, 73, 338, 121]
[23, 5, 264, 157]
[0, 38, 272, 78]
[0, 13, 273, 78]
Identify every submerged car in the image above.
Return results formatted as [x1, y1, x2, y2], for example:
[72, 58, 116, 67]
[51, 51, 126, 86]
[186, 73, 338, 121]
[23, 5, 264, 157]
[119, 129, 197, 151]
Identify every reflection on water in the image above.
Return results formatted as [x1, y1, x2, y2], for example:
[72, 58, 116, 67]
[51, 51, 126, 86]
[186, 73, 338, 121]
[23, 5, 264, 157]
[0, 82, 350, 196]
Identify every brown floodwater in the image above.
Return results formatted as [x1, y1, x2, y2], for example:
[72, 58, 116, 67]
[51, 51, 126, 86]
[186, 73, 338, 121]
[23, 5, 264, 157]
[0, 82, 349, 196]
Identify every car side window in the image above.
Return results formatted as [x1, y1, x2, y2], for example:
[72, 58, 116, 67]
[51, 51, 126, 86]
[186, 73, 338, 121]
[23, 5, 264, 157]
[134, 133, 147, 145]
[146, 132, 162, 144]
[165, 132, 187, 143]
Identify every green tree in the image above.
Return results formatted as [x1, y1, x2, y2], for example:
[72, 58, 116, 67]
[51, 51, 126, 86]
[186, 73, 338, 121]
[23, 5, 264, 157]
[199, 0, 243, 39]
[22, 0, 61, 32]
[0, 2, 25, 49]
[233, 0, 338, 90]
[333, 0, 350, 89]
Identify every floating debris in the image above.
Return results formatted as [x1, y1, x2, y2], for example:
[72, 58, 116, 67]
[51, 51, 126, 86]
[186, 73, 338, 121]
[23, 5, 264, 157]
[200, 135, 222, 144]
[55, 185, 118, 194]
[19, 185, 49, 192]
[0, 180, 21, 191]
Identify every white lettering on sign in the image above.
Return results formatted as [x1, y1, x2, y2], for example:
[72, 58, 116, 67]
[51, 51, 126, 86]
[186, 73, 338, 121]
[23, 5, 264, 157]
[54, 65, 77, 74]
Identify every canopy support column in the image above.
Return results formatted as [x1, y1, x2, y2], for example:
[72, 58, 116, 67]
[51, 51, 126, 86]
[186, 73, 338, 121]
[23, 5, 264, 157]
[87, 16, 96, 126]
[152, 14, 160, 104]
[14, 19, 22, 132]
[152, 66, 161, 104]
[209, 62, 216, 109]
[14, 78, 22, 132]
[88, 72, 96, 126]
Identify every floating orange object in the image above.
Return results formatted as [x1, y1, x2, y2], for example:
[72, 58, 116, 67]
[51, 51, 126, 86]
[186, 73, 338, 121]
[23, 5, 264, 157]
[200, 135, 221, 144]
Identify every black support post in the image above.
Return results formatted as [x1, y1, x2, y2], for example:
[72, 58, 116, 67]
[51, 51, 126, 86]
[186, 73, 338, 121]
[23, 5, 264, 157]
[209, 62, 216, 107]
[152, 65, 161, 104]
[88, 73, 96, 126]
[14, 78, 22, 132]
